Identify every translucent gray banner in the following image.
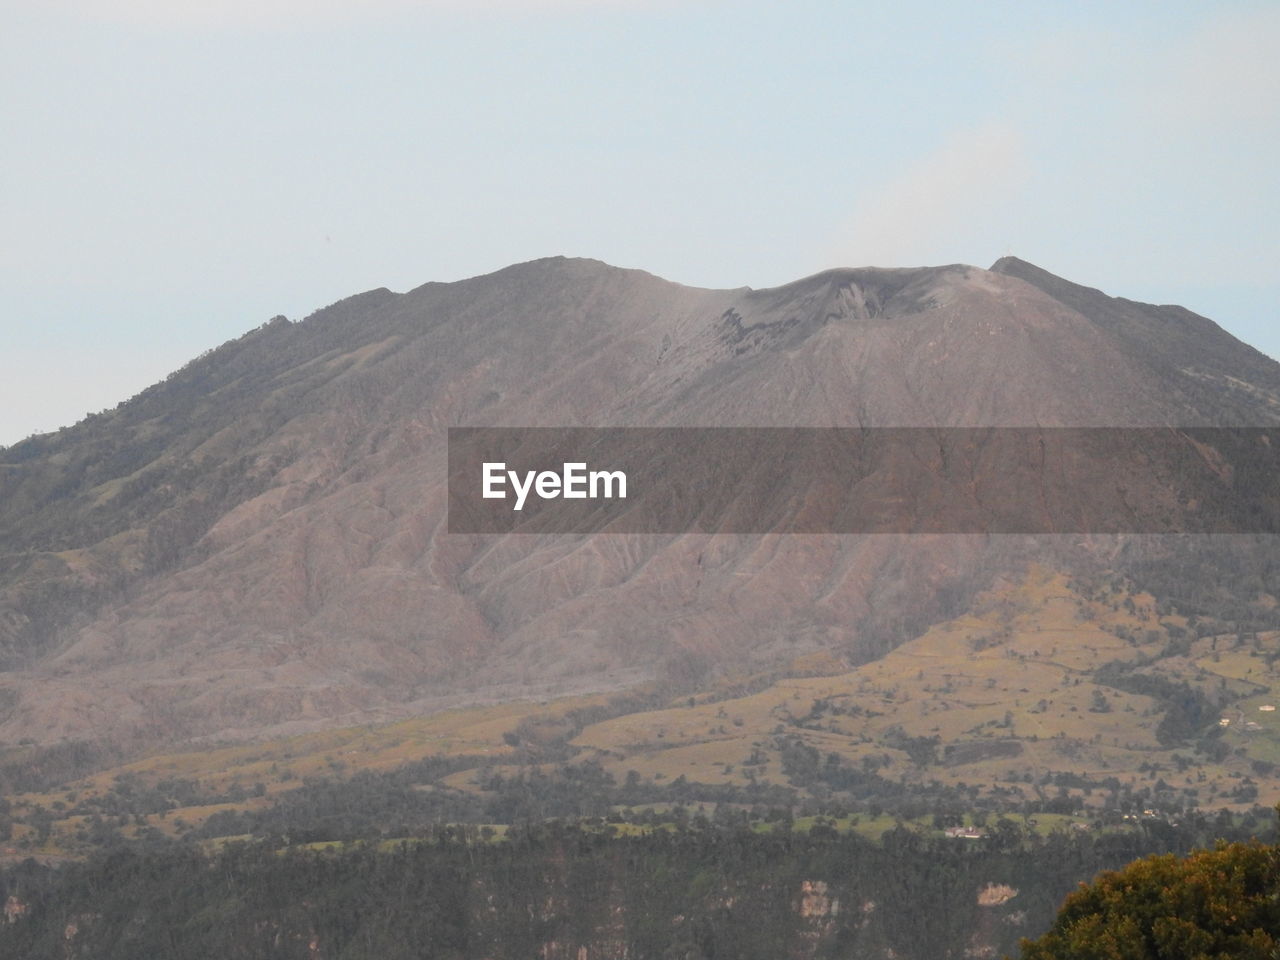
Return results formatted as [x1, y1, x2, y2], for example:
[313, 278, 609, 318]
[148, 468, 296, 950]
[447, 427, 1280, 534]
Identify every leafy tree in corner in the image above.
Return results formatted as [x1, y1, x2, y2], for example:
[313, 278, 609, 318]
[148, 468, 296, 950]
[1016, 808, 1280, 960]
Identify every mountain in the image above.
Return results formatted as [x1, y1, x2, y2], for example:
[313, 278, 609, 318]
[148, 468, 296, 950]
[1, 256, 1279, 756]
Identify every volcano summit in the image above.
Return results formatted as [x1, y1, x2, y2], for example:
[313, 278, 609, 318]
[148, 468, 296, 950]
[0, 256, 1278, 752]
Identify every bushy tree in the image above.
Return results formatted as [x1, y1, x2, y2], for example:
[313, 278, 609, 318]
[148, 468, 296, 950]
[1018, 837, 1280, 959]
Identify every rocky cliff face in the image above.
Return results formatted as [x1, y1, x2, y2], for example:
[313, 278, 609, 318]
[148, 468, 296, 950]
[1, 257, 1278, 748]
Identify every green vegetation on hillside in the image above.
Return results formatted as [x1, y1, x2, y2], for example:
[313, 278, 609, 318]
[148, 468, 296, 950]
[9, 567, 1280, 857]
[3, 816, 1270, 960]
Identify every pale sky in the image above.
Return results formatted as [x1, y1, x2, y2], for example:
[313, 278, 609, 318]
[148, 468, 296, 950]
[2, 0, 1277, 445]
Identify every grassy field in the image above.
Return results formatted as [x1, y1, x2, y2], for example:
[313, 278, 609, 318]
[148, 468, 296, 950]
[10, 566, 1280, 854]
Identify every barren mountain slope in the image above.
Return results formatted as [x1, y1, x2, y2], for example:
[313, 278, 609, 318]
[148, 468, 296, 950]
[1, 257, 1278, 748]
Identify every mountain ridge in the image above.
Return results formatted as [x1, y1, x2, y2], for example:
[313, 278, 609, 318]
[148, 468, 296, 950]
[0, 256, 1278, 753]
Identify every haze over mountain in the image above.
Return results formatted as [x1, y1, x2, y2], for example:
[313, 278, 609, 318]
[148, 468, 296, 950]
[1, 256, 1278, 751]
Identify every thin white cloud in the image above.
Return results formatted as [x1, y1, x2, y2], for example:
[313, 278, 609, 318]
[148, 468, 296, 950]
[986, 5, 1280, 291]
[47, 0, 674, 28]
[829, 121, 1028, 269]
[1145, 6, 1280, 128]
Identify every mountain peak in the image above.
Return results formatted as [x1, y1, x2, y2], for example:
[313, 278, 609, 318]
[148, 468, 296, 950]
[989, 254, 1040, 273]
[989, 255, 1108, 300]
